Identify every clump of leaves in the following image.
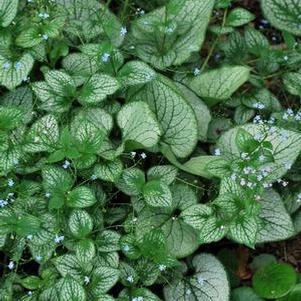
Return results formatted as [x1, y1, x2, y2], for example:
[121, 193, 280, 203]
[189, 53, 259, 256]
[0, 0, 301, 300]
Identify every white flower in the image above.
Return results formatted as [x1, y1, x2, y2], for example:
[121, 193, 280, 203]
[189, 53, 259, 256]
[193, 68, 200, 76]
[185, 289, 192, 296]
[253, 102, 265, 109]
[255, 194, 261, 201]
[241, 152, 250, 160]
[133, 297, 144, 301]
[8, 179, 14, 187]
[13, 159, 19, 165]
[295, 112, 301, 121]
[297, 193, 301, 203]
[283, 55, 289, 61]
[27, 291, 33, 296]
[127, 275, 134, 283]
[282, 113, 289, 120]
[263, 182, 272, 188]
[45, 192, 51, 198]
[247, 182, 254, 188]
[120, 26, 127, 36]
[62, 160, 71, 169]
[159, 264, 166, 271]
[27, 234, 33, 240]
[0, 199, 8, 207]
[35, 255, 42, 261]
[3, 62, 10, 69]
[240, 178, 246, 186]
[253, 115, 262, 124]
[130, 151, 136, 158]
[259, 155, 266, 162]
[123, 244, 130, 252]
[257, 175, 263, 181]
[254, 133, 263, 141]
[230, 173, 237, 181]
[54, 235, 64, 243]
[101, 53, 110, 62]
[15, 62, 22, 70]
[220, 225, 225, 230]
[281, 181, 288, 187]
[141, 152, 147, 159]
[91, 174, 97, 180]
[166, 27, 174, 33]
[283, 162, 292, 170]
[8, 261, 14, 270]
[197, 275, 205, 285]
[287, 108, 294, 116]
[243, 166, 253, 174]
[280, 131, 289, 141]
[42, 34, 49, 40]
[84, 276, 90, 284]
[214, 148, 221, 156]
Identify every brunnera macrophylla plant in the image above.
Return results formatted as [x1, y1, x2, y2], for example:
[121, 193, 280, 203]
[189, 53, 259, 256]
[0, 0, 301, 300]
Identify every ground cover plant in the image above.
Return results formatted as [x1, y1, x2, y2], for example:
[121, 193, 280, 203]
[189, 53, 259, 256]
[0, 0, 301, 300]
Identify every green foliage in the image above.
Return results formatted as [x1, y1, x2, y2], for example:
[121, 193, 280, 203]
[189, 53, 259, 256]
[0, 0, 301, 300]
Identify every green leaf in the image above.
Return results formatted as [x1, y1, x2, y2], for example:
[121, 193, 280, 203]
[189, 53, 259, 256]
[117, 168, 145, 196]
[244, 26, 269, 55]
[120, 288, 161, 301]
[1, 86, 34, 124]
[181, 204, 227, 244]
[55, 276, 86, 301]
[139, 229, 168, 262]
[175, 82, 211, 141]
[68, 209, 93, 238]
[0, 0, 18, 27]
[59, 0, 124, 45]
[16, 26, 42, 49]
[218, 124, 301, 181]
[93, 159, 123, 183]
[128, 75, 198, 158]
[256, 190, 295, 243]
[231, 287, 264, 301]
[42, 166, 74, 194]
[147, 165, 178, 185]
[90, 266, 119, 295]
[0, 107, 23, 131]
[278, 283, 301, 301]
[0, 53, 34, 90]
[143, 179, 172, 208]
[190, 66, 250, 106]
[62, 53, 98, 86]
[25, 115, 59, 153]
[20, 276, 41, 290]
[136, 184, 199, 258]
[32, 70, 76, 113]
[261, 0, 301, 36]
[226, 8, 255, 27]
[54, 254, 90, 281]
[164, 253, 229, 301]
[117, 101, 161, 149]
[235, 128, 259, 153]
[79, 73, 119, 104]
[283, 71, 301, 97]
[75, 239, 96, 263]
[66, 186, 96, 208]
[96, 230, 121, 252]
[179, 155, 220, 179]
[129, 0, 214, 69]
[205, 157, 231, 178]
[253, 263, 297, 299]
[118, 61, 157, 87]
[228, 214, 259, 248]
